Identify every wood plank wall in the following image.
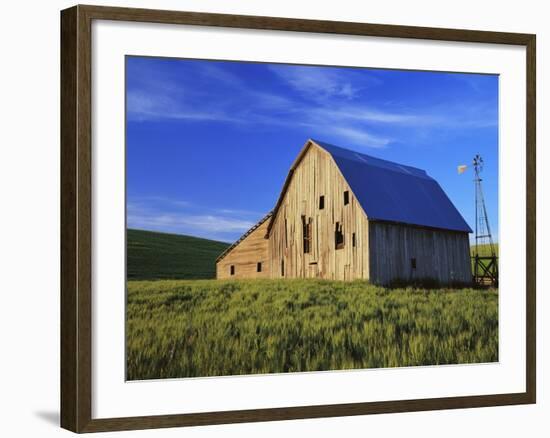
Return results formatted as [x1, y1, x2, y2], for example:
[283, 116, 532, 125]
[216, 220, 271, 279]
[369, 221, 472, 285]
[268, 144, 370, 280]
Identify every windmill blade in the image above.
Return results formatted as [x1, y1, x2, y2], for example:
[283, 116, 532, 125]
[457, 165, 468, 174]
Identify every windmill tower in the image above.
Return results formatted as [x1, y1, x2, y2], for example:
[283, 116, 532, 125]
[470, 154, 498, 286]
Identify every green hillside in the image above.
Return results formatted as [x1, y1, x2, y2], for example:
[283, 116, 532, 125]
[470, 243, 499, 257]
[127, 229, 230, 280]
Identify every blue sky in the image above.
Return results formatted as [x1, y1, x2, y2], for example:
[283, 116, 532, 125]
[126, 56, 499, 243]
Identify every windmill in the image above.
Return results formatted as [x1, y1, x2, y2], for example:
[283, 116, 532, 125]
[458, 154, 498, 286]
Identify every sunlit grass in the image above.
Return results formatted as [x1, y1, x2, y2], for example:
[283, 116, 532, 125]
[126, 279, 498, 380]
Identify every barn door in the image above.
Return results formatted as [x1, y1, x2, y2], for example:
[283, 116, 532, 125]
[308, 262, 319, 278]
[344, 264, 350, 281]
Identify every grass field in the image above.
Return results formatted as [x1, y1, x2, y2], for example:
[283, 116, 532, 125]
[127, 279, 498, 380]
[127, 229, 229, 280]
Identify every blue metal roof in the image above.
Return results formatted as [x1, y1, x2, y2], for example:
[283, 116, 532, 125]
[313, 140, 472, 233]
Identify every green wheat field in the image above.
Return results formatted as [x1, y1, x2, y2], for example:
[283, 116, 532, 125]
[127, 278, 498, 380]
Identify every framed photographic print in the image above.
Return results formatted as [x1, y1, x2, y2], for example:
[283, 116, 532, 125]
[60, 4, 536, 433]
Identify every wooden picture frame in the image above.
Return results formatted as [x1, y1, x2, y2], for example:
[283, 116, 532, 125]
[61, 4, 536, 433]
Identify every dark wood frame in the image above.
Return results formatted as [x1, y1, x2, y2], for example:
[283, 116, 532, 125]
[61, 4, 536, 433]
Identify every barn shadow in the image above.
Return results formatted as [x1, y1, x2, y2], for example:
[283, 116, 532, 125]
[386, 277, 475, 290]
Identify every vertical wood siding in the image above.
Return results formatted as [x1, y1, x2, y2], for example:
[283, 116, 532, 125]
[369, 221, 472, 285]
[268, 144, 370, 280]
[216, 220, 271, 279]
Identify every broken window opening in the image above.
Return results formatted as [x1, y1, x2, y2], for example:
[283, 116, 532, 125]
[335, 222, 344, 250]
[302, 215, 312, 254]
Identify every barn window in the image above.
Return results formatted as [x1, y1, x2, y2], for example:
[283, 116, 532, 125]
[230, 265, 235, 276]
[335, 222, 344, 249]
[257, 262, 262, 272]
[281, 259, 285, 277]
[302, 215, 312, 254]
[319, 195, 325, 210]
[411, 258, 417, 269]
[352, 232, 356, 247]
[343, 190, 350, 205]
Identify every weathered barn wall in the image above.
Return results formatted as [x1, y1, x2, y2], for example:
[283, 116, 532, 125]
[369, 221, 472, 285]
[268, 144, 370, 280]
[216, 220, 271, 279]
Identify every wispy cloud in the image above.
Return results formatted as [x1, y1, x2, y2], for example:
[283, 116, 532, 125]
[126, 62, 297, 125]
[130, 196, 191, 208]
[450, 73, 498, 93]
[127, 197, 264, 242]
[194, 62, 245, 88]
[310, 106, 434, 125]
[323, 126, 391, 148]
[268, 65, 381, 102]
[127, 90, 240, 123]
[439, 101, 498, 129]
[176, 65, 400, 148]
[269, 66, 358, 100]
[128, 212, 254, 234]
[127, 60, 497, 150]
[216, 207, 266, 216]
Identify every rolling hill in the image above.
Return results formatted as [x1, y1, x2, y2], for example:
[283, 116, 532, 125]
[470, 243, 499, 257]
[127, 229, 230, 280]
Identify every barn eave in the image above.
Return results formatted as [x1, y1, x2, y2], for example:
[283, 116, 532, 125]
[368, 218, 472, 234]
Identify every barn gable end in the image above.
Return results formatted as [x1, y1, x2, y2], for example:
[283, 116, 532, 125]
[267, 142, 370, 281]
[216, 213, 272, 279]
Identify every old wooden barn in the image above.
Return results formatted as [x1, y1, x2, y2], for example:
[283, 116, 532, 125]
[216, 139, 472, 285]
